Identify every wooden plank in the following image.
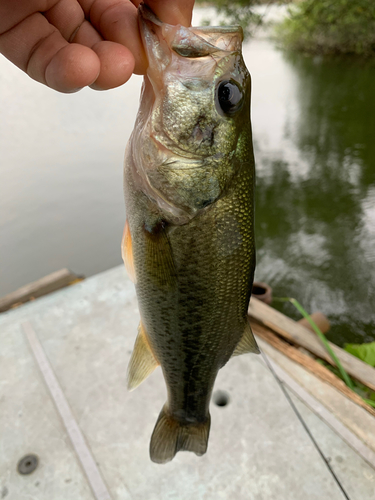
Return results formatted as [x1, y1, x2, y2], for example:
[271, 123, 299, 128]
[258, 336, 375, 457]
[256, 340, 375, 469]
[0, 269, 83, 313]
[251, 321, 375, 418]
[248, 297, 375, 392]
[298, 311, 330, 334]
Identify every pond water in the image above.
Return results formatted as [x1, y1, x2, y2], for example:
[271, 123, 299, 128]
[251, 44, 375, 346]
[0, 8, 374, 345]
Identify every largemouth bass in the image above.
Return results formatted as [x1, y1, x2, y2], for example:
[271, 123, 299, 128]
[122, 4, 258, 464]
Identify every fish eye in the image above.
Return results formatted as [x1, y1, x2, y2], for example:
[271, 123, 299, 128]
[217, 80, 243, 116]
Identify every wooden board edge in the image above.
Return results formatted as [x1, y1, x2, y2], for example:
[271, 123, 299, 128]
[0, 269, 84, 313]
[255, 341, 375, 470]
[251, 320, 375, 418]
[249, 297, 375, 393]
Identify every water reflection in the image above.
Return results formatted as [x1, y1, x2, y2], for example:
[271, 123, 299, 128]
[1, 27, 374, 345]
[254, 51, 375, 345]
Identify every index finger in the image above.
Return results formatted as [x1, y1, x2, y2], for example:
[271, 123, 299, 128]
[0, 11, 101, 92]
[145, 0, 195, 26]
[84, 0, 195, 75]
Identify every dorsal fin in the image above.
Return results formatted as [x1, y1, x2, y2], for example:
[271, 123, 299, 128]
[232, 321, 260, 357]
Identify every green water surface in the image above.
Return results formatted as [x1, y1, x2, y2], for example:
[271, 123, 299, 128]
[252, 49, 375, 346]
[1, 31, 374, 347]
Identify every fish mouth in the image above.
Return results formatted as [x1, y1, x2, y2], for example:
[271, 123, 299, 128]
[139, 4, 243, 56]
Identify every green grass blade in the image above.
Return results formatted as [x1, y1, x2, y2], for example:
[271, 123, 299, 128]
[273, 297, 354, 390]
[272, 297, 375, 410]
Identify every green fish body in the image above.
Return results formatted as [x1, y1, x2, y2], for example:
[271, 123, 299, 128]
[123, 5, 258, 464]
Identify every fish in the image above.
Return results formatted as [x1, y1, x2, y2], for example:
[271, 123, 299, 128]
[122, 4, 258, 464]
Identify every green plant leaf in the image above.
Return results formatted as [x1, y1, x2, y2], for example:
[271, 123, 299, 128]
[344, 342, 375, 367]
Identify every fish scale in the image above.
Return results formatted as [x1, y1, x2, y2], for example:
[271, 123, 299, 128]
[123, 4, 258, 464]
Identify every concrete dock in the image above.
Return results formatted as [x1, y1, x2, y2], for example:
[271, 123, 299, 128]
[1, 266, 374, 499]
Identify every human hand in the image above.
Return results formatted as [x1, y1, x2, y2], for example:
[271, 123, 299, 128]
[0, 0, 195, 93]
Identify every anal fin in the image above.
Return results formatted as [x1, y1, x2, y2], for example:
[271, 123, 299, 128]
[150, 404, 211, 464]
[232, 320, 260, 357]
[127, 321, 159, 391]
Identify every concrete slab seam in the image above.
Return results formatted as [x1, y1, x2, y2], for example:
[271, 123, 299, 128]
[263, 353, 375, 471]
[22, 321, 112, 500]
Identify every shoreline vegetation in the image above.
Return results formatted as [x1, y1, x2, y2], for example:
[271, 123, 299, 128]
[194, 2, 375, 370]
[196, 0, 375, 58]
[276, 0, 375, 57]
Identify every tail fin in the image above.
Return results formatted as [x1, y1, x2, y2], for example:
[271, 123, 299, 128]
[150, 405, 211, 464]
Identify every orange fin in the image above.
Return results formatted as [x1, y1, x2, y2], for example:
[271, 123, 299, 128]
[122, 220, 136, 283]
[127, 321, 159, 391]
[232, 321, 260, 357]
[150, 404, 211, 464]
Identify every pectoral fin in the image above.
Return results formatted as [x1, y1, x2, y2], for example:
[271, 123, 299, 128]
[127, 322, 159, 391]
[143, 220, 176, 287]
[232, 321, 260, 356]
[122, 220, 136, 283]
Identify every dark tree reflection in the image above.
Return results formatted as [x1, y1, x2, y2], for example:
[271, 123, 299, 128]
[254, 53, 375, 345]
